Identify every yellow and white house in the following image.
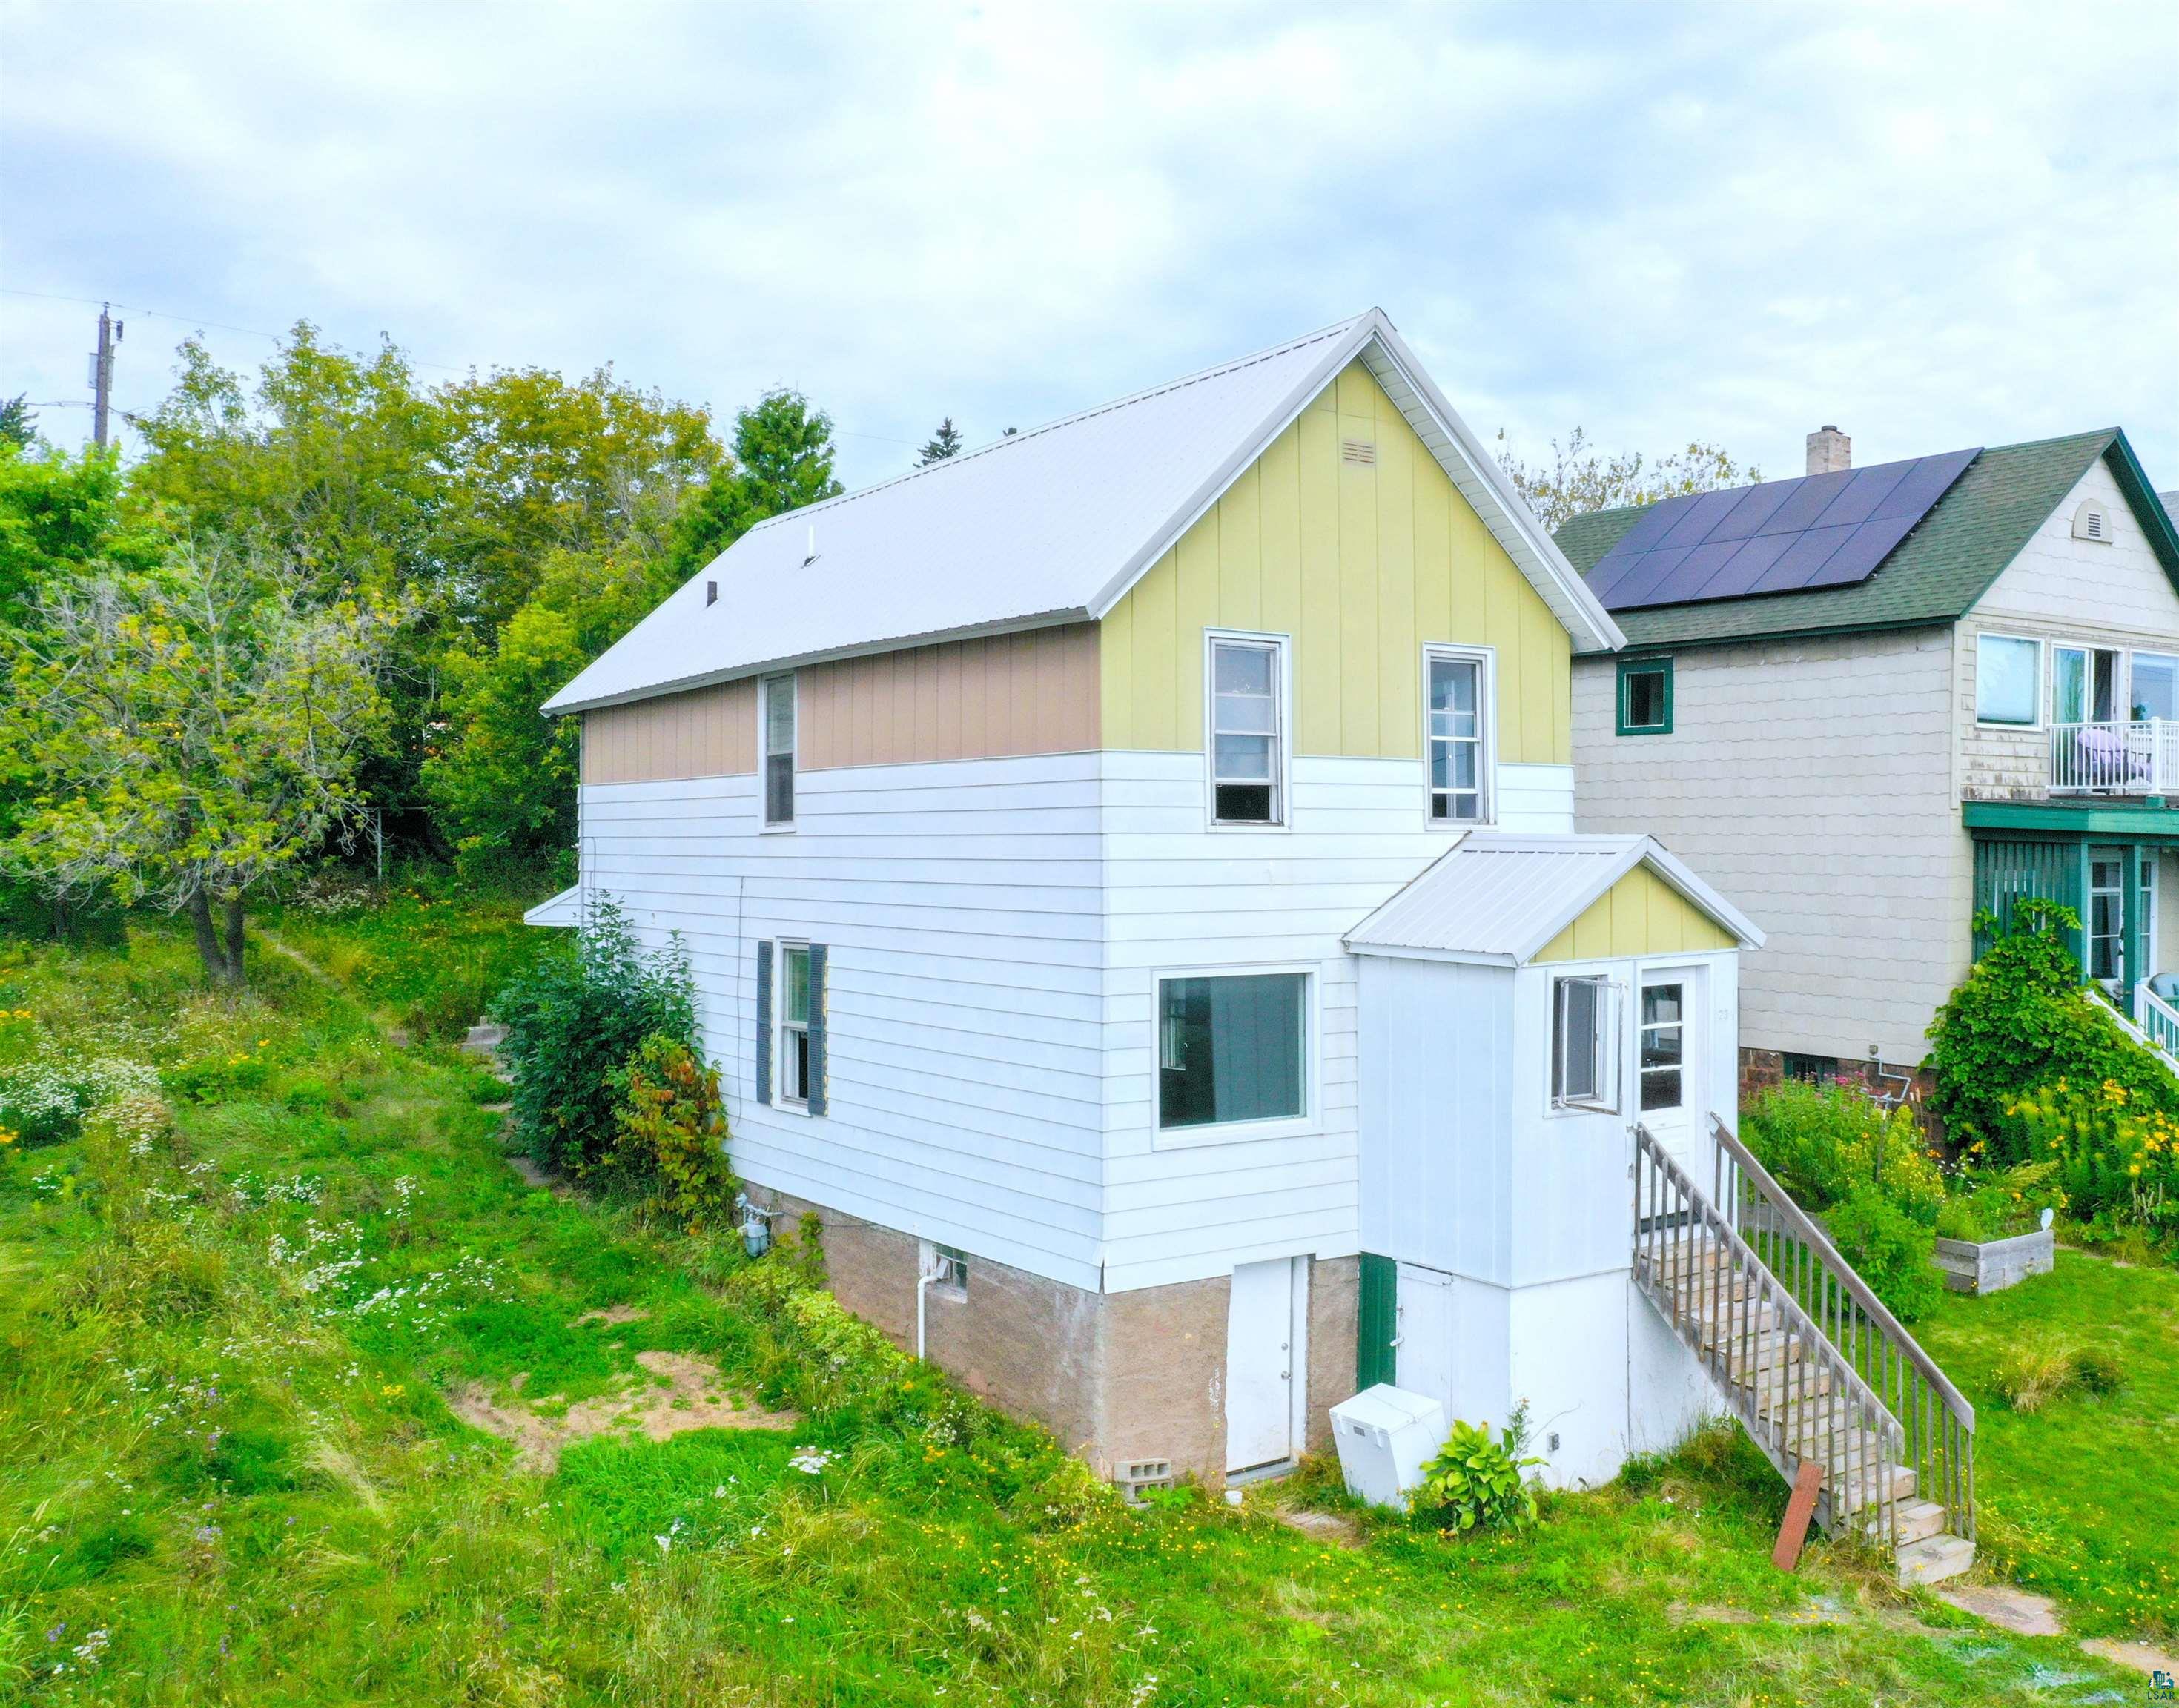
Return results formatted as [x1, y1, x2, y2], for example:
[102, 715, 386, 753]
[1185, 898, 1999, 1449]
[536, 311, 1763, 1492]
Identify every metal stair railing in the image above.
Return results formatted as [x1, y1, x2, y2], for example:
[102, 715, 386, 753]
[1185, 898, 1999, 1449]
[1705, 1113, 1975, 1545]
[1633, 1122, 1908, 1547]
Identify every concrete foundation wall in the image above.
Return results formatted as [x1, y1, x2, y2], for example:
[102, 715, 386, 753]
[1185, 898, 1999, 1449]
[752, 1188, 1358, 1484]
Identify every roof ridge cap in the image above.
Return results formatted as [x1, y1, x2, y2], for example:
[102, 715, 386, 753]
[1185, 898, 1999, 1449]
[746, 313, 1375, 535]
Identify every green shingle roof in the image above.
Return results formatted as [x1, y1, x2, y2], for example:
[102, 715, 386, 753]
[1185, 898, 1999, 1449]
[1555, 429, 2179, 653]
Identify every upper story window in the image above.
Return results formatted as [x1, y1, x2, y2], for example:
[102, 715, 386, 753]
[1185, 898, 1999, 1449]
[1157, 970, 1308, 1132]
[1616, 656, 1673, 737]
[1426, 647, 1490, 824]
[1975, 634, 2041, 727]
[2132, 654, 2178, 721]
[761, 673, 796, 826]
[1209, 635, 1284, 826]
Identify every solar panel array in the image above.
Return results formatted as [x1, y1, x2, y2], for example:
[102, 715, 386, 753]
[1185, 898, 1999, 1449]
[1583, 447, 1982, 612]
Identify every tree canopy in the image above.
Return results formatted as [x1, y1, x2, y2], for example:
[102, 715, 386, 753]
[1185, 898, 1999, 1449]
[1494, 427, 1759, 533]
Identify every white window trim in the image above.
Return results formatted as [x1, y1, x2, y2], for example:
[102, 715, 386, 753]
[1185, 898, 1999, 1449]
[1203, 628, 1293, 833]
[1974, 631, 2044, 731]
[1149, 961, 1320, 1149]
[1544, 968, 1623, 1119]
[759, 672, 798, 833]
[1421, 642, 1497, 830]
[773, 936, 813, 1115]
[1636, 973, 1689, 1119]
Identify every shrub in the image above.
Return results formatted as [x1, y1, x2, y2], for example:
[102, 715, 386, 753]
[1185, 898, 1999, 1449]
[601, 1033, 737, 1228]
[1934, 1159, 2063, 1243]
[1823, 1187, 1941, 1323]
[1410, 1414, 1544, 1535]
[1742, 1080, 1943, 1225]
[2008, 1079, 2179, 1238]
[1926, 901, 2178, 1158]
[1993, 1340, 2129, 1411]
[493, 901, 698, 1174]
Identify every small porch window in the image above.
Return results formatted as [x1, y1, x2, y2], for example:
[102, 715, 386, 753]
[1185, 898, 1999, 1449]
[1550, 974, 1620, 1114]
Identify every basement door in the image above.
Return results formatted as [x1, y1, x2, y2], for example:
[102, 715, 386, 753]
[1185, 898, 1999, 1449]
[1392, 1262, 1456, 1424]
[1226, 1258, 1304, 1475]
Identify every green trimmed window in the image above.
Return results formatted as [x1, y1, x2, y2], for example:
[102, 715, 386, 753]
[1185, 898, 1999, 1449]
[1616, 657, 1673, 735]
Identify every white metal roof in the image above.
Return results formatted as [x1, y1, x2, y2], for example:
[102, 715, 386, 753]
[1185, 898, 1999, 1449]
[544, 310, 1623, 715]
[1343, 833, 1763, 967]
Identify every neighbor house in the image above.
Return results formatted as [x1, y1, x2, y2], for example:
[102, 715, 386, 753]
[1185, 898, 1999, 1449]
[1558, 426, 2179, 1094]
[532, 314, 1977, 1582]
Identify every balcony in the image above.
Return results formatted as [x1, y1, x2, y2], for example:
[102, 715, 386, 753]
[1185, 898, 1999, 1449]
[2049, 719, 2179, 797]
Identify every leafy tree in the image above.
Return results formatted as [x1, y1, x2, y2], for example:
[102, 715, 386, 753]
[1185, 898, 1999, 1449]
[0, 442, 165, 629]
[130, 325, 446, 607]
[1495, 426, 1759, 532]
[0, 395, 34, 449]
[423, 543, 676, 874]
[665, 388, 843, 580]
[0, 543, 396, 984]
[434, 365, 721, 637]
[917, 417, 965, 464]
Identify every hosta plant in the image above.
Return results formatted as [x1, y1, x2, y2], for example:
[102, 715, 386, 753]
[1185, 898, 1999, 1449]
[1410, 1417, 1544, 1534]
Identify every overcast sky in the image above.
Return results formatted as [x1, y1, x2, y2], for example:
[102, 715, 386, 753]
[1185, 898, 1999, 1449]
[4, 2, 2175, 494]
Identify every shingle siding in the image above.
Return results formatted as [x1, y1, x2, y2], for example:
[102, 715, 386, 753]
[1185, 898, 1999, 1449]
[1957, 462, 2179, 800]
[1573, 627, 1966, 1064]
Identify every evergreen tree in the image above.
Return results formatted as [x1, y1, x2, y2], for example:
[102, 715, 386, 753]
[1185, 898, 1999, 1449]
[664, 389, 844, 580]
[917, 417, 965, 464]
[0, 395, 34, 448]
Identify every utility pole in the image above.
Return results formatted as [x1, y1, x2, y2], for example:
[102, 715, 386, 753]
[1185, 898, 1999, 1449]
[90, 304, 123, 448]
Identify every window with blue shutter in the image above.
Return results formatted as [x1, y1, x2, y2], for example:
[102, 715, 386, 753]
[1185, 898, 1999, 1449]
[754, 941, 773, 1105]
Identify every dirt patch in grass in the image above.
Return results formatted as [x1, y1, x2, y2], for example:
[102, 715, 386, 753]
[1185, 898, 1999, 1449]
[1936, 1583, 2064, 1638]
[1273, 1508, 1362, 1548]
[575, 1305, 649, 1327]
[448, 1349, 798, 1473]
[2083, 1635, 2179, 1677]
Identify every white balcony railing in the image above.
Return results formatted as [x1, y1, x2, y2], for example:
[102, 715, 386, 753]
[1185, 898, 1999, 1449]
[2049, 718, 2179, 795]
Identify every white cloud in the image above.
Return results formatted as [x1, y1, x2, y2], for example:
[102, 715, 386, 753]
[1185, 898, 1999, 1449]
[1, 0, 2172, 489]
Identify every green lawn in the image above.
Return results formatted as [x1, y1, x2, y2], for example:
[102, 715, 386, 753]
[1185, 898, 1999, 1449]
[0, 906, 2155, 1705]
[1918, 1246, 2179, 1640]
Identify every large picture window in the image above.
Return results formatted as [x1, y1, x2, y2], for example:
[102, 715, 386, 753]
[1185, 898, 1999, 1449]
[1157, 972, 1306, 1131]
[762, 674, 796, 826]
[1210, 637, 1283, 824]
[1426, 649, 1489, 823]
[1975, 635, 2040, 727]
[2132, 652, 2178, 722]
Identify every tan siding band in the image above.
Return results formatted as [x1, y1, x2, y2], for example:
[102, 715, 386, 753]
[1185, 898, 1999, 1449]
[800, 623, 1100, 769]
[582, 679, 757, 784]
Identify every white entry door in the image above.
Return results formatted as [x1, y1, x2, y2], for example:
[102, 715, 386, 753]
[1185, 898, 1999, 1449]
[1393, 1262, 1456, 1426]
[1226, 1258, 1300, 1474]
[1637, 966, 1704, 1175]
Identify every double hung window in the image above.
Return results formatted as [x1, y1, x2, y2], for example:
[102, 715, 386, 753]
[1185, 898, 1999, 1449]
[1426, 649, 1488, 822]
[762, 674, 796, 826]
[778, 942, 813, 1104]
[1210, 638, 1283, 825]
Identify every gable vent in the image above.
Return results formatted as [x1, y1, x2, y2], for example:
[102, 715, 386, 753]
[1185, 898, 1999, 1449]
[2073, 501, 2111, 543]
[1340, 437, 1377, 467]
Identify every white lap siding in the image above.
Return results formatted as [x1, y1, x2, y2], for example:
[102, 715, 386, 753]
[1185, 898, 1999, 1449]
[1098, 751, 1519, 1293]
[578, 754, 1108, 1291]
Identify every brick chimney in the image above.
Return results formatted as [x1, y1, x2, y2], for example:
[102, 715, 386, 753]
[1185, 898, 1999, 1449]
[1806, 425, 1851, 476]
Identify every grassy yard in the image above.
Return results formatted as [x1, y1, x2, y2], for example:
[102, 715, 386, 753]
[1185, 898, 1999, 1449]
[1918, 1248, 2179, 1641]
[0, 903, 2158, 1706]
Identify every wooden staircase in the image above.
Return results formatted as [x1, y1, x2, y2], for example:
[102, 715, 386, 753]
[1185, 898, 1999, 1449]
[1633, 1118, 1976, 1586]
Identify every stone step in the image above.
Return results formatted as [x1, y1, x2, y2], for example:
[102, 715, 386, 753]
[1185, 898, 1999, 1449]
[1896, 1532, 1976, 1586]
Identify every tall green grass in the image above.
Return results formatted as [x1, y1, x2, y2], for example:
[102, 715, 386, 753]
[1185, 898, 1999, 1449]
[0, 911, 2146, 1705]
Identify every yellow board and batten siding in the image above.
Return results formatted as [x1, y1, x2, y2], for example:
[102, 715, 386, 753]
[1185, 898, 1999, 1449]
[1533, 865, 1738, 964]
[1099, 360, 1573, 764]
